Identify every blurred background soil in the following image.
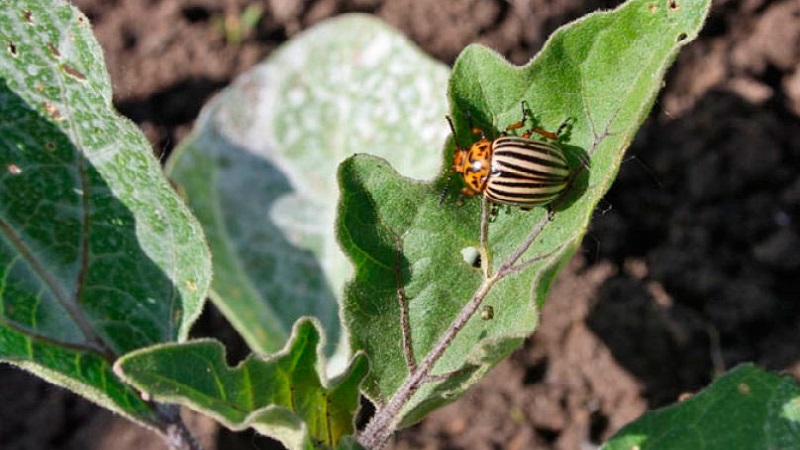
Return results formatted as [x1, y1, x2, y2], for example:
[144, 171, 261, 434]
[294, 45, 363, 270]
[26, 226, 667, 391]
[2, 0, 799, 449]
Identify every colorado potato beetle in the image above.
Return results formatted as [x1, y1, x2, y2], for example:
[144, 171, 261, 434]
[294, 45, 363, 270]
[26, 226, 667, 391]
[447, 104, 570, 209]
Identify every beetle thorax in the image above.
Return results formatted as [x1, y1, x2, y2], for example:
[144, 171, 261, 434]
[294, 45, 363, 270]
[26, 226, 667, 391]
[459, 139, 492, 192]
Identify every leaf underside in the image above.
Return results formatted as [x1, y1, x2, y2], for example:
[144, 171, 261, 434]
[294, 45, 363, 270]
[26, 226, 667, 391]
[166, 15, 450, 366]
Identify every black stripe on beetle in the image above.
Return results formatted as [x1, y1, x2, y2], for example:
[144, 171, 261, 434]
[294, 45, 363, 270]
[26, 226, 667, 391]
[447, 105, 571, 209]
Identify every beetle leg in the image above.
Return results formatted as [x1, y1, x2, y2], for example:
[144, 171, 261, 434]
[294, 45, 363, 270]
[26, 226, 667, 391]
[503, 120, 525, 135]
[514, 100, 562, 141]
[502, 102, 529, 136]
[460, 186, 479, 197]
[489, 204, 499, 221]
[518, 127, 556, 140]
[455, 186, 479, 206]
[555, 119, 571, 136]
[546, 205, 556, 220]
[438, 180, 452, 205]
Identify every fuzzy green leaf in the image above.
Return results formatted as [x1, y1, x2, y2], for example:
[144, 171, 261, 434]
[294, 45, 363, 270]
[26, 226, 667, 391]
[166, 15, 449, 364]
[340, 0, 710, 427]
[0, 0, 210, 427]
[603, 364, 800, 450]
[115, 318, 368, 450]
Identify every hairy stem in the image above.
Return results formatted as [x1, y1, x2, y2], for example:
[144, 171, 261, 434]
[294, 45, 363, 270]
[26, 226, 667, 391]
[479, 196, 492, 278]
[154, 404, 203, 450]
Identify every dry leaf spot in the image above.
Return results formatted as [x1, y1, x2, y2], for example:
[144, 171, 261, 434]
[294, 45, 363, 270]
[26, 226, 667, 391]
[43, 102, 64, 121]
[737, 383, 751, 395]
[8, 164, 22, 174]
[648, 3, 659, 13]
[22, 10, 33, 24]
[61, 64, 86, 81]
[48, 42, 61, 58]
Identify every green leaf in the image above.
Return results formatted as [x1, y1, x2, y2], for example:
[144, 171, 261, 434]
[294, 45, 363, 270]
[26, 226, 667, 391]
[115, 318, 369, 450]
[603, 364, 800, 450]
[165, 14, 449, 361]
[340, 0, 710, 429]
[0, 325, 156, 423]
[0, 0, 210, 427]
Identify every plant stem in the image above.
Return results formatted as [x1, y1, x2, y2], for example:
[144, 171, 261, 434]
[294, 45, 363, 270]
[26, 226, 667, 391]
[154, 404, 204, 450]
[479, 196, 492, 278]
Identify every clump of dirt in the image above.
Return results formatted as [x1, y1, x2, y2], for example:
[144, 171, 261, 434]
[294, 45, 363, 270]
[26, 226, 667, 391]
[3, 0, 798, 449]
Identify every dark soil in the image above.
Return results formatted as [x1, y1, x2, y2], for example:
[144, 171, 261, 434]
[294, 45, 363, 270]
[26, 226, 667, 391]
[3, 0, 799, 449]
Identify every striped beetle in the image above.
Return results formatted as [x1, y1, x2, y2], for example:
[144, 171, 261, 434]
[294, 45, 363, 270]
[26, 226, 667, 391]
[446, 103, 570, 209]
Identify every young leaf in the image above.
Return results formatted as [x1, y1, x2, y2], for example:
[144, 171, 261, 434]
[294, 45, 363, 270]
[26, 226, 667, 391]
[115, 318, 368, 450]
[0, 0, 210, 427]
[603, 364, 800, 449]
[340, 0, 711, 442]
[165, 15, 450, 361]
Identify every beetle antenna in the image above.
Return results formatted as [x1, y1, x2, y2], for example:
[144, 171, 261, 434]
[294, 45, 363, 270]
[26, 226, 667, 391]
[520, 100, 532, 125]
[439, 116, 461, 205]
[446, 115, 459, 146]
[438, 180, 451, 205]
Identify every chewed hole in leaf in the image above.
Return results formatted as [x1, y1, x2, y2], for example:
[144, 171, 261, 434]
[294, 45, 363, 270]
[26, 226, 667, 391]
[460, 246, 481, 268]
